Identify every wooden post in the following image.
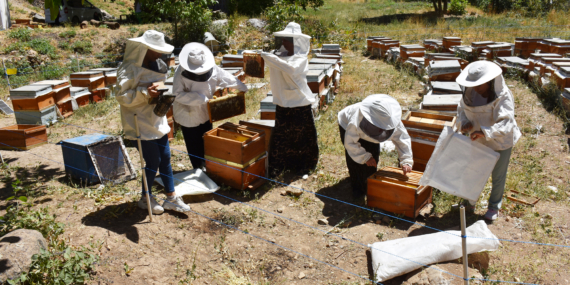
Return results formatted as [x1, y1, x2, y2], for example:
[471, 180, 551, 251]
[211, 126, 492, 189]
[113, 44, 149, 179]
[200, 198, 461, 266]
[134, 114, 153, 222]
[460, 206, 469, 285]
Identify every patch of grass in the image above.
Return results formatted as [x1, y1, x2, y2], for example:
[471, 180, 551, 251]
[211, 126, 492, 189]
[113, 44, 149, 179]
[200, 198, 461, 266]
[59, 30, 77, 38]
[29, 38, 58, 58]
[8, 28, 32, 41]
[72, 40, 94, 54]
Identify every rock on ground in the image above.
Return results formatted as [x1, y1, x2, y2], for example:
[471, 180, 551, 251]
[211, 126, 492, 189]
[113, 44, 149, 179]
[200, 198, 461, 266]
[247, 18, 267, 30]
[403, 265, 451, 285]
[100, 10, 115, 21]
[212, 19, 228, 28]
[31, 12, 45, 23]
[0, 229, 48, 283]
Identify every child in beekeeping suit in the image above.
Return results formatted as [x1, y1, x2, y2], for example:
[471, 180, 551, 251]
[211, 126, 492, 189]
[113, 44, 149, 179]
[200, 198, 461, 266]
[261, 22, 319, 177]
[172, 42, 248, 170]
[456, 61, 521, 221]
[116, 30, 191, 214]
[338, 94, 413, 201]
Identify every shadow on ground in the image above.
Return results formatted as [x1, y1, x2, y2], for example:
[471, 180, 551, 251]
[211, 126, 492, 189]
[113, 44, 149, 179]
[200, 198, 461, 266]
[0, 160, 65, 200]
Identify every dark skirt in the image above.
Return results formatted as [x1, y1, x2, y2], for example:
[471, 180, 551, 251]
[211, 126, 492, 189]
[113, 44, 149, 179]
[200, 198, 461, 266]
[339, 124, 380, 198]
[268, 105, 319, 177]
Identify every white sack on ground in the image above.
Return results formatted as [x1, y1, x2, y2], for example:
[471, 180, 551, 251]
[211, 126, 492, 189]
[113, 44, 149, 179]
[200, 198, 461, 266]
[155, 169, 219, 196]
[369, 220, 500, 282]
[419, 126, 500, 202]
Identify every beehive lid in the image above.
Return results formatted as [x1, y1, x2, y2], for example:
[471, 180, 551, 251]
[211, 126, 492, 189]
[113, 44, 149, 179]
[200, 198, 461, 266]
[306, 69, 325, 83]
[515, 37, 542, 41]
[423, 95, 462, 106]
[260, 96, 276, 110]
[471, 41, 494, 46]
[530, 53, 562, 59]
[553, 62, 570, 68]
[322, 44, 340, 50]
[367, 36, 386, 39]
[61, 133, 112, 146]
[70, 71, 104, 79]
[426, 53, 454, 59]
[308, 63, 334, 77]
[32, 80, 70, 89]
[559, 66, 570, 77]
[223, 54, 243, 60]
[10, 84, 53, 98]
[488, 43, 511, 49]
[400, 44, 425, 51]
[443, 36, 461, 40]
[431, 81, 462, 93]
[91, 68, 118, 76]
[70, 87, 90, 98]
[309, 58, 338, 65]
[563, 88, 570, 98]
[545, 58, 570, 63]
[430, 60, 461, 69]
[423, 39, 440, 43]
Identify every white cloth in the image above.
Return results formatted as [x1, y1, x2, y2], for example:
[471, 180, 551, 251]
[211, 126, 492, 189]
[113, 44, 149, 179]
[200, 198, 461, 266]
[456, 75, 521, 151]
[338, 95, 413, 167]
[172, 65, 248, 128]
[116, 39, 170, 140]
[261, 52, 316, 108]
[273, 22, 311, 56]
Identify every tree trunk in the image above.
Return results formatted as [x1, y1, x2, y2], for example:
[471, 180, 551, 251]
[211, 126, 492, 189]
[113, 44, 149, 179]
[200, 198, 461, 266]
[432, 0, 439, 12]
[443, 0, 448, 14]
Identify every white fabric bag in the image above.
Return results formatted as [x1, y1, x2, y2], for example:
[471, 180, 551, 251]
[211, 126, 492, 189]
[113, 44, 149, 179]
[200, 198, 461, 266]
[155, 169, 220, 196]
[419, 126, 500, 202]
[369, 220, 501, 282]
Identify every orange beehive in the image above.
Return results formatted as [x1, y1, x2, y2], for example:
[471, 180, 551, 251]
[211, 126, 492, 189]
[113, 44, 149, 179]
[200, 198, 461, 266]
[0, 124, 47, 150]
[9, 85, 55, 111]
[367, 166, 433, 218]
[70, 71, 105, 91]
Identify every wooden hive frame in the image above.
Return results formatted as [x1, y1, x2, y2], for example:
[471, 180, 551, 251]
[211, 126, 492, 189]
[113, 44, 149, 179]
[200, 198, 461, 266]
[401, 109, 456, 132]
[203, 122, 266, 166]
[207, 92, 246, 123]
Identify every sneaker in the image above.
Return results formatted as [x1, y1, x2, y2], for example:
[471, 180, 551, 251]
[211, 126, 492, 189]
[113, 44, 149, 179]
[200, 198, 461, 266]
[163, 196, 191, 212]
[484, 209, 499, 221]
[138, 196, 164, 215]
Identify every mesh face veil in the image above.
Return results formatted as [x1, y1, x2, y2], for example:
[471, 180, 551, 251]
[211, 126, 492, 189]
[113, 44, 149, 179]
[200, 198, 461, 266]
[359, 117, 395, 142]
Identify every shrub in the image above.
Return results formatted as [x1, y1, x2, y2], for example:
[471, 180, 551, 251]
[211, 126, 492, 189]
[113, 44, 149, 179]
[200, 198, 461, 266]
[29, 38, 56, 57]
[8, 28, 32, 41]
[4, 41, 28, 54]
[449, 0, 468, 15]
[58, 30, 76, 38]
[264, 0, 304, 34]
[72, 40, 93, 54]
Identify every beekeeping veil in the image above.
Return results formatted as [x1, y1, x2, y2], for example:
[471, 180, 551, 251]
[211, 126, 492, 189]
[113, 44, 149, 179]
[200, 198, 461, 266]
[273, 22, 311, 56]
[359, 94, 402, 131]
[117, 30, 174, 94]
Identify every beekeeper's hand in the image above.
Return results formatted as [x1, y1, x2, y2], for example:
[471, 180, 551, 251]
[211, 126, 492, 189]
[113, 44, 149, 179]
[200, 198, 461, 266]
[365, 157, 377, 167]
[148, 84, 160, 98]
[401, 164, 412, 175]
[461, 121, 473, 133]
[470, 131, 485, 141]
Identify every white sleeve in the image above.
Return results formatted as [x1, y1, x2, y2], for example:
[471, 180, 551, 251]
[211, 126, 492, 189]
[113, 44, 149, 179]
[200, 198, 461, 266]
[260, 52, 306, 75]
[115, 67, 150, 108]
[344, 124, 372, 165]
[172, 67, 209, 106]
[391, 123, 414, 167]
[480, 93, 518, 143]
[216, 67, 249, 92]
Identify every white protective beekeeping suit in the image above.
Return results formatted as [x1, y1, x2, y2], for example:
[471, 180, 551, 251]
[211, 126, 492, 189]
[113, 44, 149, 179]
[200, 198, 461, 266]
[260, 22, 316, 108]
[338, 94, 413, 166]
[456, 74, 521, 151]
[116, 31, 173, 140]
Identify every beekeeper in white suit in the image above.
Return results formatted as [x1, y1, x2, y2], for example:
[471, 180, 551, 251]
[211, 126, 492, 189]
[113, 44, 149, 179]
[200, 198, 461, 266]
[456, 61, 521, 221]
[260, 22, 319, 177]
[116, 30, 191, 214]
[338, 94, 413, 201]
[172, 42, 248, 170]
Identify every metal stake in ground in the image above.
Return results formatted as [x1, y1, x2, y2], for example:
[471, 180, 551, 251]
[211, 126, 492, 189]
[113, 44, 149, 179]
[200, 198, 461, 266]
[134, 114, 153, 222]
[460, 206, 469, 285]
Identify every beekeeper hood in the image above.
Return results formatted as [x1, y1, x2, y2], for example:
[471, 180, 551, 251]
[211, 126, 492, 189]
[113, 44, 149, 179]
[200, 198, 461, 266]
[273, 22, 311, 56]
[359, 94, 402, 131]
[456, 61, 509, 106]
[118, 30, 174, 74]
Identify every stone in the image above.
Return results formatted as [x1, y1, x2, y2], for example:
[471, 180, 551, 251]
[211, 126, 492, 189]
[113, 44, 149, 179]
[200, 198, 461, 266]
[403, 265, 451, 285]
[467, 252, 490, 271]
[31, 13, 45, 23]
[277, 208, 283, 213]
[298, 272, 305, 279]
[318, 219, 328, 225]
[286, 188, 303, 197]
[212, 19, 228, 28]
[382, 216, 391, 224]
[0, 229, 47, 283]
[280, 191, 287, 196]
[100, 10, 116, 21]
[247, 18, 267, 30]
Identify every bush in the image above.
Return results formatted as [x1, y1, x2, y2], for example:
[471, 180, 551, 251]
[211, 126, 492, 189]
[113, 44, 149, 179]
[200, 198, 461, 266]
[58, 30, 76, 38]
[72, 40, 93, 54]
[58, 41, 71, 50]
[264, 0, 304, 34]
[8, 28, 32, 41]
[449, 0, 468, 15]
[29, 38, 57, 57]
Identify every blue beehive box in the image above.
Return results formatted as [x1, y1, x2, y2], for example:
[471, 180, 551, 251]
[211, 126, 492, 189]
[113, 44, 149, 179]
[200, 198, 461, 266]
[60, 133, 136, 185]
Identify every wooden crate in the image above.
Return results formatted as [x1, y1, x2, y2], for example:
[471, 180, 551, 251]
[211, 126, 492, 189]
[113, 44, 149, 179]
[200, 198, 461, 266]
[367, 166, 432, 218]
[260, 110, 275, 120]
[90, 88, 107, 103]
[15, 19, 31, 24]
[204, 122, 266, 166]
[205, 155, 266, 191]
[0, 124, 47, 150]
[207, 92, 246, 123]
[239, 120, 274, 152]
[402, 110, 456, 132]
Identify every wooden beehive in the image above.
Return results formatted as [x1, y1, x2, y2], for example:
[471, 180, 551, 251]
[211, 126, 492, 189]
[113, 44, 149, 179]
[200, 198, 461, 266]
[487, 43, 512, 59]
[561, 88, 570, 116]
[471, 41, 495, 56]
[70, 71, 105, 91]
[401, 109, 456, 132]
[239, 120, 274, 152]
[91, 68, 118, 86]
[540, 58, 570, 76]
[399, 45, 425, 61]
[206, 155, 266, 190]
[15, 105, 58, 126]
[207, 92, 246, 123]
[428, 60, 461, 82]
[367, 36, 387, 51]
[243, 52, 265, 78]
[514, 38, 542, 58]
[423, 39, 441, 51]
[56, 98, 74, 118]
[10, 85, 55, 111]
[309, 64, 334, 87]
[90, 88, 108, 103]
[554, 67, 570, 89]
[70, 87, 91, 109]
[367, 166, 432, 218]
[306, 69, 326, 94]
[0, 124, 47, 150]
[203, 122, 266, 166]
[421, 94, 462, 112]
[222, 54, 244, 68]
[442, 37, 461, 50]
[405, 126, 441, 172]
[379, 40, 400, 56]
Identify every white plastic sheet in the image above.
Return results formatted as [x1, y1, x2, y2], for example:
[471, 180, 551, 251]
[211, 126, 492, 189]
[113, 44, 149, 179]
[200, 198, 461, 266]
[419, 126, 500, 202]
[155, 169, 219, 196]
[369, 220, 501, 282]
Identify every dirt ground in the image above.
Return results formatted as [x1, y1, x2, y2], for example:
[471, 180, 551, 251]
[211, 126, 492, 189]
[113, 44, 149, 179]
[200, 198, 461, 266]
[1, 49, 570, 285]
